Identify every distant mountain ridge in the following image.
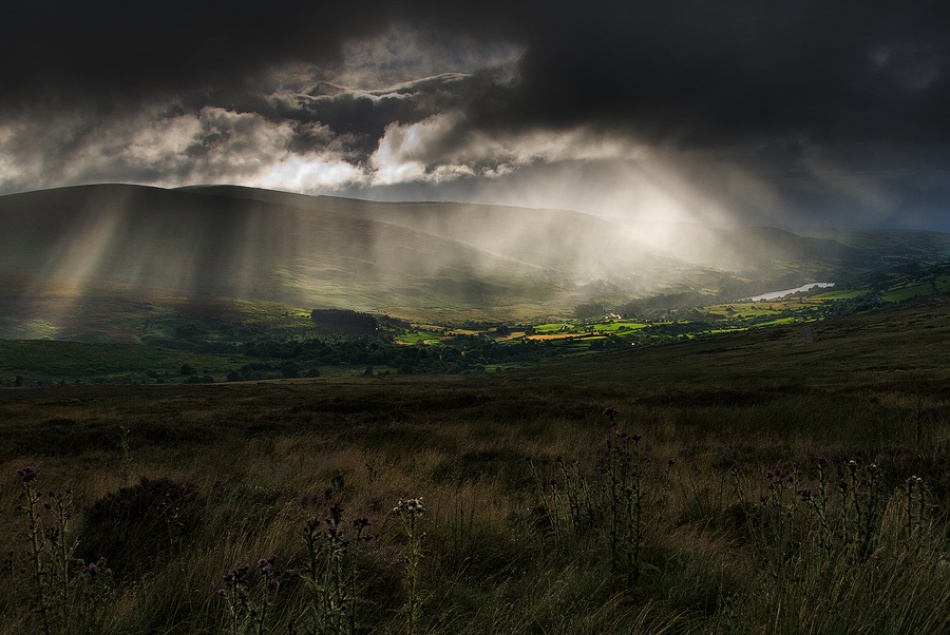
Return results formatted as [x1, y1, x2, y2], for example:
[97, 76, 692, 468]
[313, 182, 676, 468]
[181, 185, 872, 273]
[1, 184, 948, 335]
[0, 184, 551, 307]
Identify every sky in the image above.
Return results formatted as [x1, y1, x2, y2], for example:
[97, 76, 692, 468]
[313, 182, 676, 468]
[1, 1, 949, 229]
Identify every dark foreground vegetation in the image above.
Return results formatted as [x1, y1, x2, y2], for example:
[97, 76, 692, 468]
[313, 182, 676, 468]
[3, 297, 950, 633]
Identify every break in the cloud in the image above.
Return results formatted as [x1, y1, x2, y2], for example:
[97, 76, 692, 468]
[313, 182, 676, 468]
[1, 1, 949, 228]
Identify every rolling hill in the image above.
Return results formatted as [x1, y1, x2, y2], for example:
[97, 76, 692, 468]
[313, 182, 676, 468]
[1, 183, 949, 339]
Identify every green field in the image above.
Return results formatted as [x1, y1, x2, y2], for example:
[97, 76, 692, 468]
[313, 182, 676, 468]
[8, 255, 950, 389]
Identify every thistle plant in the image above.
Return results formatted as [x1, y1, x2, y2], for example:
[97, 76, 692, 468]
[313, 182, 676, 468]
[600, 423, 645, 581]
[216, 556, 282, 635]
[794, 458, 884, 558]
[530, 408, 655, 583]
[17, 466, 52, 635]
[729, 462, 803, 573]
[15, 466, 115, 635]
[558, 457, 597, 535]
[529, 454, 600, 541]
[797, 457, 832, 548]
[841, 460, 885, 561]
[904, 474, 928, 550]
[118, 425, 134, 486]
[393, 497, 425, 635]
[598, 408, 649, 580]
[745, 459, 896, 571]
[75, 556, 113, 633]
[301, 501, 373, 635]
[727, 459, 950, 634]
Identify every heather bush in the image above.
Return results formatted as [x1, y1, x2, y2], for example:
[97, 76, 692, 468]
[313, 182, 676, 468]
[77, 476, 203, 581]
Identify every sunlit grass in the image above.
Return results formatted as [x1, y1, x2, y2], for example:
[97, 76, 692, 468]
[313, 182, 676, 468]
[813, 289, 867, 300]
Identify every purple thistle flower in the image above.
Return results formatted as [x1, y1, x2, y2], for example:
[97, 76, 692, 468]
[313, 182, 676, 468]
[268, 578, 280, 592]
[216, 587, 228, 597]
[16, 466, 37, 482]
[86, 562, 98, 575]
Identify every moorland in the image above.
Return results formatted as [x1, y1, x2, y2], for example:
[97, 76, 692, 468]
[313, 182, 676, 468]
[3, 298, 950, 634]
[3, 185, 950, 634]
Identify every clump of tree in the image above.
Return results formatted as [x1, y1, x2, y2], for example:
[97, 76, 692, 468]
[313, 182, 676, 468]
[310, 309, 379, 332]
[573, 303, 606, 320]
[236, 333, 559, 376]
[377, 314, 412, 330]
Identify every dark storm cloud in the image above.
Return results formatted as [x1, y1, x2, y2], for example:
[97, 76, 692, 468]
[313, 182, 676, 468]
[2, 1, 949, 227]
[2, 1, 348, 107]
[499, 2, 950, 148]
[269, 73, 491, 155]
[0, 1, 504, 108]
[6, 1, 946, 143]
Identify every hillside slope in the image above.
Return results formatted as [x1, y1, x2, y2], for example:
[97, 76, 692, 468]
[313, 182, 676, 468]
[2, 184, 948, 337]
[0, 184, 564, 315]
[184, 185, 869, 278]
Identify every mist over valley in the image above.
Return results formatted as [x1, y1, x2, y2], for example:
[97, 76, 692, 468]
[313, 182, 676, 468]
[4, 183, 947, 345]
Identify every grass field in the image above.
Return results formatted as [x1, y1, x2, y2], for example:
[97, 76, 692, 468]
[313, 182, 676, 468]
[2, 298, 950, 633]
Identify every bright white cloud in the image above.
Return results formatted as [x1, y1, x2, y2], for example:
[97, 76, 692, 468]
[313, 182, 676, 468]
[367, 112, 651, 187]
[0, 104, 369, 193]
[255, 155, 366, 191]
